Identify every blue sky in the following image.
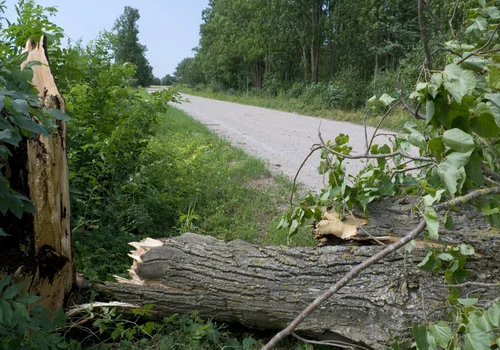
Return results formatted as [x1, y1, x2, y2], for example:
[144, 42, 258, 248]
[2, 0, 209, 78]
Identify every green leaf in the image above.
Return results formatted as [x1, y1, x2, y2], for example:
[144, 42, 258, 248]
[429, 137, 444, 158]
[11, 99, 30, 116]
[464, 327, 491, 350]
[465, 151, 484, 186]
[470, 114, 500, 137]
[45, 108, 70, 121]
[413, 324, 430, 350]
[461, 55, 487, 72]
[488, 64, 500, 89]
[460, 244, 475, 256]
[288, 220, 299, 236]
[487, 302, 500, 327]
[0, 94, 4, 110]
[2, 282, 24, 299]
[444, 64, 476, 104]
[426, 100, 435, 123]
[0, 300, 12, 325]
[458, 298, 479, 306]
[0, 277, 11, 294]
[438, 253, 454, 261]
[429, 322, 452, 348]
[13, 115, 50, 136]
[418, 251, 440, 271]
[12, 302, 29, 319]
[0, 129, 12, 141]
[379, 93, 396, 107]
[16, 294, 41, 305]
[424, 207, 439, 239]
[0, 228, 9, 237]
[442, 129, 475, 153]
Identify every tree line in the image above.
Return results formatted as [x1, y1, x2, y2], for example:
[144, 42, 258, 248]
[174, 0, 476, 109]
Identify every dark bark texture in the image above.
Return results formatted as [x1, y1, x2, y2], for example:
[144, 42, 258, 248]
[108, 198, 499, 349]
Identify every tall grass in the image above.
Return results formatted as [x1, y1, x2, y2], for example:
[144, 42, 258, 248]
[75, 106, 314, 282]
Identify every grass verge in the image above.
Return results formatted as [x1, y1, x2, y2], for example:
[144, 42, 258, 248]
[74, 106, 314, 282]
[176, 86, 420, 131]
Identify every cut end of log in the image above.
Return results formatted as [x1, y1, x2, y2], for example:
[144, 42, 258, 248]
[113, 238, 164, 285]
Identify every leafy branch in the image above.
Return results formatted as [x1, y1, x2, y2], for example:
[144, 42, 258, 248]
[265, 185, 500, 349]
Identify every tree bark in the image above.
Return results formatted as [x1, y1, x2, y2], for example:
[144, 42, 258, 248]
[107, 198, 499, 349]
[310, 0, 322, 83]
[0, 36, 74, 314]
[418, 0, 432, 70]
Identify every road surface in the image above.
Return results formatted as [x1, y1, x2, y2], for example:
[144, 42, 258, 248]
[163, 92, 394, 193]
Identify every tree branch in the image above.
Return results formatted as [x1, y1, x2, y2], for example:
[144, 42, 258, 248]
[289, 146, 322, 208]
[318, 131, 433, 162]
[456, 24, 500, 65]
[263, 186, 500, 349]
[397, 72, 426, 121]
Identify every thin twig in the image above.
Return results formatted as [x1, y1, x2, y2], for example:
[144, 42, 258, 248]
[366, 100, 402, 154]
[483, 168, 500, 182]
[289, 146, 322, 208]
[292, 333, 370, 350]
[397, 72, 426, 121]
[318, 132, 433, 162]
[391, 163, 434, 178]
[435, 186, 500, 212]
[456, 24, 500, 65]
[448, 0, 460, 38]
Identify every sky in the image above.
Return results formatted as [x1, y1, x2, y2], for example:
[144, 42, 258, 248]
[2, 0, 209, 78]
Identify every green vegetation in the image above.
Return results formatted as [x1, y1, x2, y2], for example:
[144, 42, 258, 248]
[75, 106, 313, 282]
[0, 1, 310, 348]
[174, 0, 474, 114]
[2, 0, 500, 349]
[279, 1, 500, 347]
[112, 6, 154, 87]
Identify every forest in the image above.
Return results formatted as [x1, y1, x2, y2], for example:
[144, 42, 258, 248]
[1, 0, 500, 349]
[175, 0, 476, 111]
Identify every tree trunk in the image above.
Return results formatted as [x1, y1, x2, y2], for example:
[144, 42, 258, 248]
[310, 0, 322, 83]
[107, 198, 499, 350]
[0, 36, 74, 314]
[418, 0, 432, 70]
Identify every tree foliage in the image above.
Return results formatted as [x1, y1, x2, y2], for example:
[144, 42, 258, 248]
[112, 6, 153, 87]
[270, 0, 500, 348]
[176, 0, 478, 109]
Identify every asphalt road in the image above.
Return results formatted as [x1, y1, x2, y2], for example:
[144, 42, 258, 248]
[167, 93, 394, 193]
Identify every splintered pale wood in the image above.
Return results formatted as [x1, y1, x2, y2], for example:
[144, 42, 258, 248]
[20, 36, 73, 313]
[108, 207, 500, 350]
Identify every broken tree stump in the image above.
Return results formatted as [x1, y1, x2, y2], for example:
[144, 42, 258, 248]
[107, 199, 500, 349]
[0, 36, 74, 313]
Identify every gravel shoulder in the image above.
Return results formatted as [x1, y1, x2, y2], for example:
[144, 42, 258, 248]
[172, 94, 394, 192]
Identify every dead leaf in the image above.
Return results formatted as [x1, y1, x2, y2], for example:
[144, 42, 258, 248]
[314, 211, 368, 240]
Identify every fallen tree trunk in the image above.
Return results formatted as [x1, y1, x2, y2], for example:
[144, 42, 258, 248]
[107, 199, 499, 349]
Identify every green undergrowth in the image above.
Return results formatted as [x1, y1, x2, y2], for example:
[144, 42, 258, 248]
[75, 106, 314, 282]
[176, 86, 418, 132]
